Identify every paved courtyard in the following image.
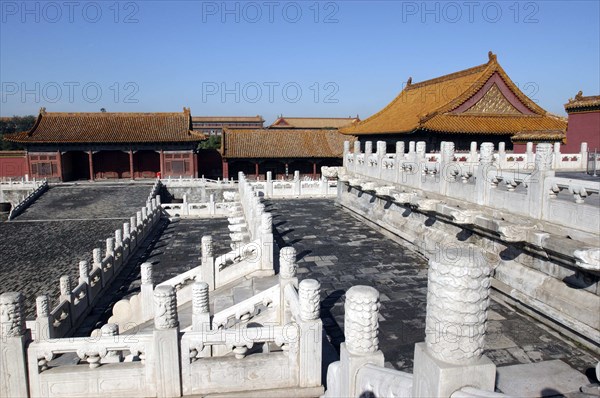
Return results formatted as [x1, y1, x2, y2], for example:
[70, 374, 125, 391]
[0, 183, 152, 316]
[143, 218, 231, 285]
[266, 199, 599, 375]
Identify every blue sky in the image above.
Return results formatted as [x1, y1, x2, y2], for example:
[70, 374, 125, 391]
[1, 0, 599, 123]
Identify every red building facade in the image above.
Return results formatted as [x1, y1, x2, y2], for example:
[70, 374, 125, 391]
[564, 92, 600, 153]
[4, 108, 205, 181]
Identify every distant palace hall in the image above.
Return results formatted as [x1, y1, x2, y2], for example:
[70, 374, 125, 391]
[341, 52, 568, 152]
[5, 108, 205, 181]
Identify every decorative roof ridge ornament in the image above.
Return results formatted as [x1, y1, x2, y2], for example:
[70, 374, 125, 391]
[488, 50, 497, 63]
[39, 107, 47, 115]
[406, 77, 412, 87]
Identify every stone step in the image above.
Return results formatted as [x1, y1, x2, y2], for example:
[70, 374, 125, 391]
[201, 385, 324, 398]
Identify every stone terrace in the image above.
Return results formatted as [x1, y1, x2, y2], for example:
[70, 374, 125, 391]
[0, 183, 152, 316]
[266, 199, 599, 375]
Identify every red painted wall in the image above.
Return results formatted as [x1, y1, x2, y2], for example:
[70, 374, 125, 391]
[564, 111, 600, 153]
[0, 152, 27, 178]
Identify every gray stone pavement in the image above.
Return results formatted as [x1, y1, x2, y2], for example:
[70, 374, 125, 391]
[15, 183, 151, 220]
[144, 218, 231, 285]
[265, 199, 599, 377]
[0, 183, 152, 317]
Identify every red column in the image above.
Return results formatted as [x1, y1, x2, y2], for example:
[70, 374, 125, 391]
[129, 150, 134, 180]
[56, 150, 63, 181]
[312, 161, 317, 179]
[159, 150, 165, 178]
[193, 152, 198, 178]
[88, 151, 94, 181]
[222, 159, 229, 179]
[255, 162, 259, 180]
[25, 151, 31, 180]
[189, 151, 196, 178]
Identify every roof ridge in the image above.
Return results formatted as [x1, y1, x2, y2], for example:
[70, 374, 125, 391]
[278, 116, 358, 120]
[43, 112, 185, 116]
[405, 62, 488, 91]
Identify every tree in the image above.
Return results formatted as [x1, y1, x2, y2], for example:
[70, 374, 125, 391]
[198, 135, 222, 150]
[0, 115, 36, 150]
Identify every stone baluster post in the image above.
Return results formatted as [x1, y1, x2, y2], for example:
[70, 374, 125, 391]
[580, 142, 589, 170]
[408, 140, 416, 158]
[209, 193, 216, 215]
[376, 141, 387, 179]
[553, 142, 562, 169]
[151, 198, 157, 214]
[532, 143, 555, 219]
[92, 248, 103, 287]
[395, 141, 406, 183]
[122, 222, 131, 259]
[141, 207, 149, 232]
[396, 141, 405, 158]
[78, 260, 90, 291]
[439, 141, 456, 195]
[266, 171, 273, 197]
[364, 141, 373, 177]
[136, 211, 143, 239]
[469, 141, 478, 163]
[260, 212, 274, 272]
[412, 247, 496, 397]
[376, 141, 386, 157]
[343, 141, 350, 169]
[475, 142, 494, 206]
[79, 261, 94, 305]
[60, 275, 73, 304]
[140, 262, 154, 320]
[339, 285, 384, 398]
[200, 236, 215, 290]
[192, 281, 210, 332]
[105, 238, 115, 277]
[0, 292, 29, 398]
[294, 170, 301, 196]
[279, 246, 298, 324]
[35, 294, 51, 341]
[130, 215, 138, 249]
[153, 285, 181, 398]
[298, 279, 323, 387]
[115, 228, 123, 251]
[114, 229, 123, 267]
[192, 281, 212, 358]
[526, 142, 534, 165]
[495, 141, 505, 168]
[101, 323, 122, 363]
[416, 141, 426, 160]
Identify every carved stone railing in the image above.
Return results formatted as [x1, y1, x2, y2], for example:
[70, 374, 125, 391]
[7, 179, 48, 220]
[247, 171, 337, 198]
[28, 185, 162, 339]
[161, 198, 236, 217]
[343, 140, 599, 234]
[160, 176, 236, 187]
[108, 176, 275, 332]
[3, 247, 324, 397]
[211, 285, 279, 330]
